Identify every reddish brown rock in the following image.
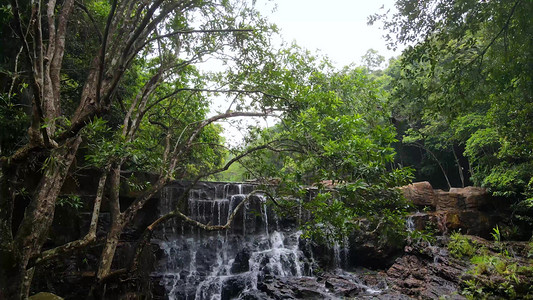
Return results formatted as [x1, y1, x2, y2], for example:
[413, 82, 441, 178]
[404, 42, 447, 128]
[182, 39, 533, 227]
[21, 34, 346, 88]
[449, 186, 490, 210]
[402, 183, 493, 212]
[435, 189, 465, 211]
[400, 181, 436, 208]
[387, 245, 465, 299]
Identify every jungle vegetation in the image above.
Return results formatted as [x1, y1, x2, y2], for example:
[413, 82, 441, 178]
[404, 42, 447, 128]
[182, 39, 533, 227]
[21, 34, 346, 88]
[0, 0, 531, 298]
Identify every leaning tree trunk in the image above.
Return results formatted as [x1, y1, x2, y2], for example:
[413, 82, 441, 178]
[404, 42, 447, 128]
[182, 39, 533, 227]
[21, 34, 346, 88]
[6, 136, 81, 299]
[95, 163, 124, 284]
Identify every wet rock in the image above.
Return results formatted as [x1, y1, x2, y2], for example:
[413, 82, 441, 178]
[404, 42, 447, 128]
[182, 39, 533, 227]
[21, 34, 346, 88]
[29, 292, 64, 300]
[258, 277, 331, 299]
[410, 212, 442, 232]
[324, 276, 365, 297]
[195, 242, 218, 276]
[238, 289, 273, 300]
[221, 276, 247, 300]
[386, 241, 466, 300]
[231, 248, 251, 274]
[347, 228, 405, 269]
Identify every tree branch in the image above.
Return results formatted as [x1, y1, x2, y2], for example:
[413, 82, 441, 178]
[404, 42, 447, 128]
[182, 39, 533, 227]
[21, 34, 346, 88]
[474, 0, 521, 66]
[31, 165, 111, 267]
[95, 0, 118, 105]
[140, 28, 253, 49]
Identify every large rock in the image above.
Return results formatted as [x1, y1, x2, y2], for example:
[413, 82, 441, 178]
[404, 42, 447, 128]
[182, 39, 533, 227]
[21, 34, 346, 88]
[440, 210, 504, 238]
[402, 183, 509, 238]
[400, 181, 436, 208]
[401, 182, 495, 212]
[449, 186, 492, 210]
[386, 241, 466, 299]
[230, 247, 251, 274]
[258, 277, 330, 299]
[436, 187, 493, 211]
[324, 276, 365, 297]
[435, 189, 465, 211]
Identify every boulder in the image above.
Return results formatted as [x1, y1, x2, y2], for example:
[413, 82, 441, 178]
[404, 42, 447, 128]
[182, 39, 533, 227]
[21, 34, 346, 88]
[400, 182, 436, 208]
[231, 248, 251, 274]
[324, 276, 365, 297]
[401, 183, 494, 212]
[441, 210, 503, 238]
[435, 189, 465, 211]
[221, 276, 248, 299]
[449, 186, 492, 210]
[386, 242, 465, 300]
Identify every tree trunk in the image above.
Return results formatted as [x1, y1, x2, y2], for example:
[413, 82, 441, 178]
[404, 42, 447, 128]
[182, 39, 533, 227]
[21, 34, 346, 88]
[96, 164, 123, 281]
[96, 218, 125, 281]
[7, 136, 81, 299]
[452, 145, 465, 188]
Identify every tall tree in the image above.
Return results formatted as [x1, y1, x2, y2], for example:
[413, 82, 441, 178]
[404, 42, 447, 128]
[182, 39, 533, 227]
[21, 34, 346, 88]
[0, 0, 284, 298]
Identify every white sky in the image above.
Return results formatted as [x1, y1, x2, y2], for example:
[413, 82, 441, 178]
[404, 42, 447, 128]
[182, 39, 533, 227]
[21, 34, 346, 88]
[256, 0, 400, 67]
[213, 0, 401, 146]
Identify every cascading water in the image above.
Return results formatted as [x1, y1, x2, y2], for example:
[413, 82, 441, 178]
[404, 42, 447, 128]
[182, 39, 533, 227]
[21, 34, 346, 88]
[406, 215, 415, 233]
[151, 182, 317, 300]
[151, 182, 383, 300]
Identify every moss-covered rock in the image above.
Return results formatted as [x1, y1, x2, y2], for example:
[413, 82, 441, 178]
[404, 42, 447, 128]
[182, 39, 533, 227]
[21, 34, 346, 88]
[29, 292, 64, 300]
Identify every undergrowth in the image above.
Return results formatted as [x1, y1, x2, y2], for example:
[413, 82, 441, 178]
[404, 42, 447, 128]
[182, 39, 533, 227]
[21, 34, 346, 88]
[447, 230, 533, 299]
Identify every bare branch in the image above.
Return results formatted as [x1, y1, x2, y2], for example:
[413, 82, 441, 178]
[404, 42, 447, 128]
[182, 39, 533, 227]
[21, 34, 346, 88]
[95, 0, 118, 105]
[160, 189, 267, 232]
[140, 28, 254, 50]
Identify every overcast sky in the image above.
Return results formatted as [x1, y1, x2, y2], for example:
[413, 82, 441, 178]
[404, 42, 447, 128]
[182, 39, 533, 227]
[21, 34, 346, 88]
[256, 0, 400, 67]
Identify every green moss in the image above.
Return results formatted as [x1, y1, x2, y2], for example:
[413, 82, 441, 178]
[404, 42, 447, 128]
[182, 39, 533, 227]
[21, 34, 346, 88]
[29, 292, 64, 300]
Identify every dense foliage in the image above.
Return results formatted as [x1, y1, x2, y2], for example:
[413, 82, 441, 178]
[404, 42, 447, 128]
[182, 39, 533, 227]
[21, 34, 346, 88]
[447, 232, 533, 299]
[234, 51, 413, 244]
[0, 0, 414, 298]
[373, 0, 533, 235]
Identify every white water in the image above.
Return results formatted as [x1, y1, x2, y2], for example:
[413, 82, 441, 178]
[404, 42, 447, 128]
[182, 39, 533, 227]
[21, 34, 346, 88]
[153, 183, 382, 300]
[406, 216, 415, 232]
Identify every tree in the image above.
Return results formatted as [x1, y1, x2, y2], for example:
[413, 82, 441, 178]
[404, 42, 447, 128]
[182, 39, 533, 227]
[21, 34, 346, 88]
[236, 50, 413, 245]
[373, 0, 533, 234]
[361, 48, 385, 72]
[0, 0, 287, 298]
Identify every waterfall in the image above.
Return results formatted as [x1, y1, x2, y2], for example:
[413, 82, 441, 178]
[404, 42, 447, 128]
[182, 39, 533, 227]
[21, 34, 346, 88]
[151, 182, 383, 299]
[406, 216, 415, 232]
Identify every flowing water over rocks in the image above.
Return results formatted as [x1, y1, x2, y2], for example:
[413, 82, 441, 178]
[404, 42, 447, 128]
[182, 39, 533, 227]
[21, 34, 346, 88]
[150, 182, 383, 300]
